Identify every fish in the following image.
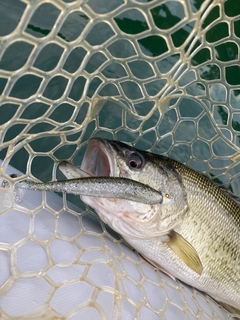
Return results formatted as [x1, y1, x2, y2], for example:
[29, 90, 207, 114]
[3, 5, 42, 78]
[59, 138, 240, 315]
[15, 174, 165, 205]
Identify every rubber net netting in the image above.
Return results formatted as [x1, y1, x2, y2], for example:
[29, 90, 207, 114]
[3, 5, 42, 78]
[0, 0, 239, 319]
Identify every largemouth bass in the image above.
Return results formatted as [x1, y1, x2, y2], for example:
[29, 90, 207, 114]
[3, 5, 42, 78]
[60, 138, 240, 315]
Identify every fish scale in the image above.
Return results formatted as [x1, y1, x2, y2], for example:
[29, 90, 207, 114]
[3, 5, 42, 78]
[172, 158, 240, 226]
[136, 156, 240, 312]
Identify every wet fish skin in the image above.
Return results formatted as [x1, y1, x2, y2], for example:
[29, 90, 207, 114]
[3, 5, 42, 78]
[70, 138, 240, 314]
[16, 177, 163, 205]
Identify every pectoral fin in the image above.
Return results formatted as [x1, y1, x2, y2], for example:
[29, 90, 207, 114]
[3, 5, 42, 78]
[167, 230, 203, 275]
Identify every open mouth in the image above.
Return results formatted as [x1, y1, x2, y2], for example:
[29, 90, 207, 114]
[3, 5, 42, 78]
[81, 138, 114, 177]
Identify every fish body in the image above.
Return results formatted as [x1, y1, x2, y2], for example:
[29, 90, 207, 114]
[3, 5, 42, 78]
[60, 138, 240, 313]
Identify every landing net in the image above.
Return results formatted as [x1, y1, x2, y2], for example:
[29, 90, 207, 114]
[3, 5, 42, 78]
[0, 0, 239, 319]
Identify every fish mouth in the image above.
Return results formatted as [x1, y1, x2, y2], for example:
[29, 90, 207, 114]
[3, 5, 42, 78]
[81, 138, 116, 177]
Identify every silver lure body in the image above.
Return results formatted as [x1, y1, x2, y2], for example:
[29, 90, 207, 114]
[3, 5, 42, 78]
[16, 176, 163, 205]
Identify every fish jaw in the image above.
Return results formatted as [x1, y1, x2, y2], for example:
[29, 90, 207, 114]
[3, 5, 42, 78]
[80, 194, 163, 239]
[59, 161, 90, 179]
[71, 138, 152, 237]
[80, 138, 119, 178]
[60, 139, 120, 179]
[59, 139, 164, 238]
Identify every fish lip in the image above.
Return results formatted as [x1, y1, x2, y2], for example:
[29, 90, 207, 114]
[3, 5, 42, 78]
[81, 138, 117, 177]
[59, 161, 89, 179]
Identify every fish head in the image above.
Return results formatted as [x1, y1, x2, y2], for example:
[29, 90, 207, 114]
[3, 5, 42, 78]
[63, 138, 188, 239]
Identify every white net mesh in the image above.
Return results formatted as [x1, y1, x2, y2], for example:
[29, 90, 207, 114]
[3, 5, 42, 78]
[0, 0, 240, 318]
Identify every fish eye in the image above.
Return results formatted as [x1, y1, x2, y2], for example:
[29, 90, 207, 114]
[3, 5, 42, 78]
[127, 152, 145, 170]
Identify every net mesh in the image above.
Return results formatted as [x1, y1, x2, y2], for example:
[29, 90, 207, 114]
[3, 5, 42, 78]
[0, 0, 239, 318]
